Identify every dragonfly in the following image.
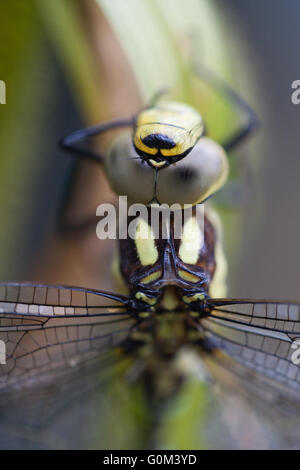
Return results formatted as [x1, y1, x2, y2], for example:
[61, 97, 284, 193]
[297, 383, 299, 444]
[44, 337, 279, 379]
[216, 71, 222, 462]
[1, 70, 300, 448]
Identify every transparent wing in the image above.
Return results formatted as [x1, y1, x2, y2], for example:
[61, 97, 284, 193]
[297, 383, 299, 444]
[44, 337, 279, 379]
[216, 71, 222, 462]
[0, 281, 130, 320]
[0, 282, 138, 394]
[198, 299, 300, 407]
[199, 347, 300, 449]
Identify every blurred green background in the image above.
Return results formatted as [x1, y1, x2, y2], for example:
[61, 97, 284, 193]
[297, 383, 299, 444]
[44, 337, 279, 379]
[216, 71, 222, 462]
[0, 0, 300, 449]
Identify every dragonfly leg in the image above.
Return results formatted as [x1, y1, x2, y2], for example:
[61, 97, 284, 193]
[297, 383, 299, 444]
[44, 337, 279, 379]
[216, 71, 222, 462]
[147, 87, 170, 107]
[194, 64, 259, 153]
[59, 118, 133, 163]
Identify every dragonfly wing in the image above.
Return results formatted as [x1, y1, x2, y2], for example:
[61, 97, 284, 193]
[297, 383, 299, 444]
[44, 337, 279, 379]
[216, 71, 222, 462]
[0, 282, 130, 320]
[0, 282, 137, 394]
[199, 348, 299, 449]
[199, 299, 300, 407]
[191, 299, 300, 447]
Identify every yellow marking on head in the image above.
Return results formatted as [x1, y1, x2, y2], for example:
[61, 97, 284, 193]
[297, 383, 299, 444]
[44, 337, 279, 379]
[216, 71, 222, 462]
[160, 145, 184, 157]
[179, 216, 203, 264]
[182, 293, 205, 304]
[140, 270, 162, 284]
[178, 270, 200, 284]
[149, 159, 166, 168]
[134, 102, 204, 158]
[135, 219, 158, 266]
[135, 292, 157, 306]
[134, 135, 158, 155]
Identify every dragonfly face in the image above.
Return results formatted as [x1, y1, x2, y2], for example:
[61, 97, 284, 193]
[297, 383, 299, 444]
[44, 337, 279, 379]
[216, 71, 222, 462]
[60, 67, 259, 204]
[105, 131, 229, 206]
[133, 102, 205, 169]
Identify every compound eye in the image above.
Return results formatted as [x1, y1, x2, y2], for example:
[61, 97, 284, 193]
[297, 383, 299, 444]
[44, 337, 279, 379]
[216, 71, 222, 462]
[105, 132, 155, 204]
[105, 133, 228, 207]
[156, 137, 229, 206]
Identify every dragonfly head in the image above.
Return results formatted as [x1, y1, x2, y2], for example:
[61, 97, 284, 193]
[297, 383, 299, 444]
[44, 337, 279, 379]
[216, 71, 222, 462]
[133, 101, 205, 170]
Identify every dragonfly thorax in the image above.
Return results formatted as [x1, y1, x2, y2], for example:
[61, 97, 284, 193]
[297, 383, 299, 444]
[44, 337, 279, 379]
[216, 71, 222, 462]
[117, 207, 216, 311]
